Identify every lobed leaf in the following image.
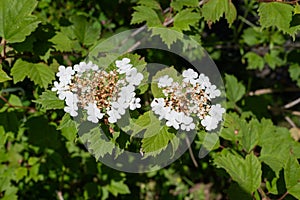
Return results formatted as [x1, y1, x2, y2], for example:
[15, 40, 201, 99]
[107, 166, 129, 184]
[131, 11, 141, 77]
[214, 151, 262, 194]
[0, 0, 40, 43]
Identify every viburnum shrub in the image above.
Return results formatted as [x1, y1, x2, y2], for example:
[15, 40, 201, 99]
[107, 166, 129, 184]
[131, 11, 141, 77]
[0, 0, 300, 199]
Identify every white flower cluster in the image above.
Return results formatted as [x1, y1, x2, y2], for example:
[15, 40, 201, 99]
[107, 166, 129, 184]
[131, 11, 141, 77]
[151, 69, 225, 131]
[52, 58, 143, 124]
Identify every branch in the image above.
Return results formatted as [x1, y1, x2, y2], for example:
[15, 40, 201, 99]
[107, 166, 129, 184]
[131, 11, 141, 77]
[277, 191, 289, 200]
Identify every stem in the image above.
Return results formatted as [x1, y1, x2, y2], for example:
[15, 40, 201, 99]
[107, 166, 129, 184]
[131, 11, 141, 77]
[185, 137, 198, 168]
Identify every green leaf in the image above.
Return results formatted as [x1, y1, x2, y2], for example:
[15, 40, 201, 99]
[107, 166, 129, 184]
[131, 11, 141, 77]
[107, 180, 130, 196]
[240, 119, 259, 153]
[225, 2, 237, 27]
[28, 63, 55, 88]
[15, 167, 27, 182]
[258, 2, 293, 34]
[214, 151, 262, 194]
[173, 9, 200, 31]
[131, 6, 162, 27]
[49, 32, 75, 52]
[0, 0, 40, 43]
[10, 59, 31, 83]
[150, 27, 183, 48]
[57, 113, 77, 141]
[201, 0, 228, 23]
[141, 126, 175, 157]
[33, 90, 64, 110]
[225, 74, 246, 103]
[242, 28, 268, 46]
[259, 126, 293, 176]
[289, 63, 300, 87]
[8, 94, 22, 107]
[137, 0, 161, 10]
[196, 131, 220, 151]
[80, 124, 115, 159]
[284, 155, 300, 199]
[0, 126, 7, 148]
[171, 0, 199, 11]
[11, 59, 54, 88]
[130, 111, 161, 138]
[244, 52, 265, 70]
[0, 65, 11, 82]
[264, 50, 284, 69]
[69, 15, 101, 46]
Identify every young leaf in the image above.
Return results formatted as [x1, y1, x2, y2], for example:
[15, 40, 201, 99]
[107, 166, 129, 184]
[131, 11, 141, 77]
[33, 90, 65, 110]
[49, 32, 76, 52]
[201, 0, 228, 23]
[244, 52, 265, 70]
[284, 155, 300, 199]
[214, 151, 262, 194]
[225, 2, 237, 27]
[0, 0, 40, 43]
[258, 2, 293, 34]
[225, 74, 246, 103]
[173, 9, 201, 31]
[289, 64, 300, 87]
[107, 180, 130, 196]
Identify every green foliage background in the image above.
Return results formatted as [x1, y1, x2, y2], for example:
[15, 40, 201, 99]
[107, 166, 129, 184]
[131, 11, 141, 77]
[0, 0, 300, 199]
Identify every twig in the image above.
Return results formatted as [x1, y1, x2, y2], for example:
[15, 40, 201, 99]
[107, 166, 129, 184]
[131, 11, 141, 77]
[0, 95, 34, 111]
[284, 97, 300, 109]
[291, 111, 300, 116]
[285, 116, 297, 128]
[258, 187, 271, 200]
[248, 88, 300, 96]
[185, 137, 198, 168]
[0, 38, 6, 63]
[277, 191, 289, 200]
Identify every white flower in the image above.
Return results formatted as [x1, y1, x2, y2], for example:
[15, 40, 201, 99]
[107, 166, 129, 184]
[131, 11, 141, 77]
[196, 73, 211, 89]
[206, 84, 221, 99]
[181, 122, 195, 131]
[126, 68, 143, 86]
[201, 115, 218, 131]
[129, 97, 141, 110]
[116, 58, 132, 74]
[119, 85, 135, 102]
[56, 65, 75, 85]
[107, 108, 122, 123]
[85, 102, 104, 123]
[52, 81, 70, 100]
[209, 104, 225, 121]
[165, 110, 180, 130]
[111, 100, 128, 115]
[74, 61, 98, 74]
[64, 92, 79, 117]
[151, 98, 165, 115]
[182, 69, 198, 85]
[158, 75, 173, 88]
